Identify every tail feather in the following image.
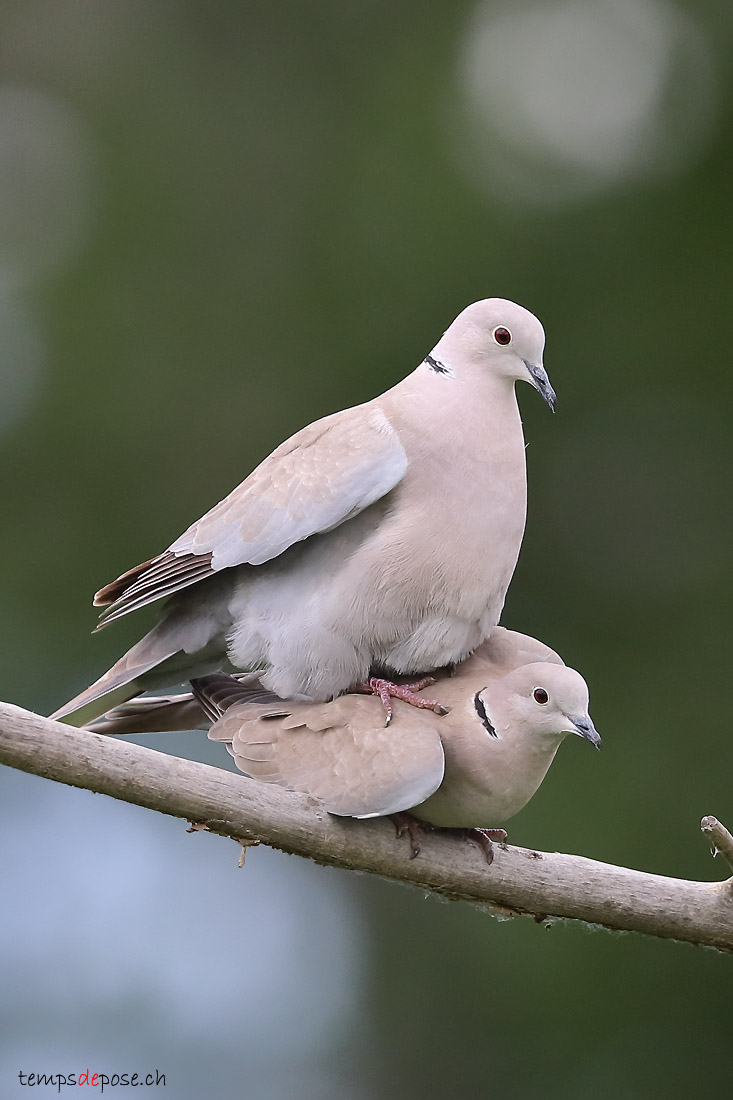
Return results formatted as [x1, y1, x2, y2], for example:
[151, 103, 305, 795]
[53, 580, 234, 726]
[50, 645, 178, 726]
[51, 622, 224, 726]
[82, 672, 282, 736]
[85, 693, 209, 735]
[190, 673, 286, 722]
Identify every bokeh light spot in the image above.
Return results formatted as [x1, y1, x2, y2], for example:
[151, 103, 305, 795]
[454, 0, 718, 205]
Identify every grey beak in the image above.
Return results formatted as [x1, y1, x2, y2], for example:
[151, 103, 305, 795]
[569, 714, 602, 750]
[523, 361, 557, 412]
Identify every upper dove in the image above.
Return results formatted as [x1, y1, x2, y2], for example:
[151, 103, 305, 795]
[52, 298, 555, 725]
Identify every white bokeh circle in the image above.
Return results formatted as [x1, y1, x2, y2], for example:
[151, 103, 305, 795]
[454, 0, 718, 205]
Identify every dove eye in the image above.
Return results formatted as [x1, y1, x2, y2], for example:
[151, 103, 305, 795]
[493, 326, 512, 346]
[533, 688, 549, 705]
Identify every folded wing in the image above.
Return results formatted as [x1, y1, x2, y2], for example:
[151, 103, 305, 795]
[197, 677, 445, 819]
[95, 406, 408, 627]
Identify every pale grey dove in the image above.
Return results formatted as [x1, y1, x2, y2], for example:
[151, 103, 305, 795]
[88, 629, 599, 853]
[52, 299, 555, 726]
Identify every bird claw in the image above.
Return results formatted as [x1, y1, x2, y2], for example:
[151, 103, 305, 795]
[390, 812, 425, 859]
[465, 827, 508, 865]
[390, 817, 508, 865]
[358, 676, 450, 726]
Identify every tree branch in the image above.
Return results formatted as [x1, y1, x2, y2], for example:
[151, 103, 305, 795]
[700, 816, 733, 872]
[1, 700, 731, 952]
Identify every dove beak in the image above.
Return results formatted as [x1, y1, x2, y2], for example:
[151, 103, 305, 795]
[524, 361, 557, 412]
[568, 714, 602, 750]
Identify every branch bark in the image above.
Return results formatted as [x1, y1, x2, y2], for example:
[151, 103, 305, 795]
[700, 816, 733, 872]
[1, 700, 731, 952]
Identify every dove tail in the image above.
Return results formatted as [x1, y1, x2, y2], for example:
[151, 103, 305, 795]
[49, 625, 180, 726]
[51, 579, 234, 726]
[81, 672, 282, 736]
[84, 693, 210, 735]
[190, 673, 286, 722]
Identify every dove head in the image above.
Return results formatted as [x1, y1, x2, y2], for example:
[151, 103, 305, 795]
[429, 298, 555, 410]
[474, 662, 600, 749]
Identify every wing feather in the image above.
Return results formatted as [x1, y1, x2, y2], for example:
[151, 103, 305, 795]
[93, 404, 407, 627]
[168, 406, 407, 567]
[212, 695, 445, 819]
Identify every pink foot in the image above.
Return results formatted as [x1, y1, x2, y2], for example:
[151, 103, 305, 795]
[465, 827, 508, 865]
[357, 676, 450, 726]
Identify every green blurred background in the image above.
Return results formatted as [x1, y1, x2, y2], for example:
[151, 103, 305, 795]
[1, 0, 732, 1096]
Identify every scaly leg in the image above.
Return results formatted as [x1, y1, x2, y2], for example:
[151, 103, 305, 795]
[465, 827, 508, 866]
[357, 676, 450, 726]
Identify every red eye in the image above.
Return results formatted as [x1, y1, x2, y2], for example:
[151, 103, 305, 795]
[533, 688, 549, 705]
[493, 326, 512, 346]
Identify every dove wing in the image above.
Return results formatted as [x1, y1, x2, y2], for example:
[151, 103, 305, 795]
[210, 694, 445, 819]
[95, 405, 407, 627]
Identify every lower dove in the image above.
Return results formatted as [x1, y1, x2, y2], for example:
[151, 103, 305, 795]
[89, 628, 599, 858]
[51, 298, 555, 727]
